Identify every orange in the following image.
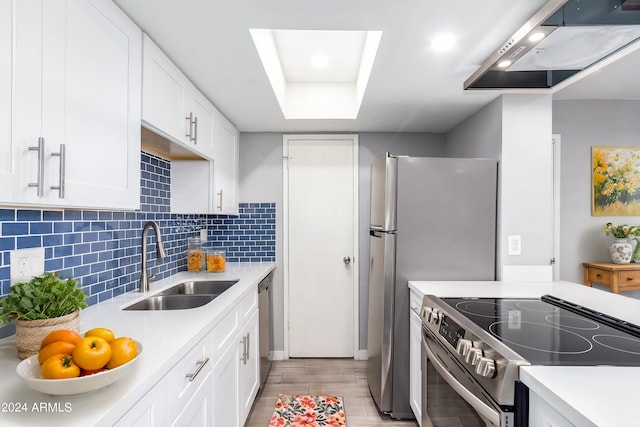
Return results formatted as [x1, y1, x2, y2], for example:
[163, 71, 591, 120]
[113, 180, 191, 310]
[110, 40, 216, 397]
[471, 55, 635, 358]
[38, 341, 76, 365]
[72, 336, 112, 370]
[106, 337, 137, 369]
[85, 327, 115, 343]
[40, 329, 82, 349]
[41, 354, 80, 379]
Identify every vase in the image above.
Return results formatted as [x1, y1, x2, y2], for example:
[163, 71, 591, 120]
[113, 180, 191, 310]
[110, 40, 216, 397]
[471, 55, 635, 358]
[14, 310, 80, 359]
[609, 238, 633, 264]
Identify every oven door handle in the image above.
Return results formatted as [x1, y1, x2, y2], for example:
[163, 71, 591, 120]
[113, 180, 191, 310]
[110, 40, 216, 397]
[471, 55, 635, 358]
[423, 337, 500, 426]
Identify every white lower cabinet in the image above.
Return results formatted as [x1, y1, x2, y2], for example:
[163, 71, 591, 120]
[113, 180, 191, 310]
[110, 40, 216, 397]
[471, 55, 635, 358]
[239, 310, 260, 422]
[172, 373, 214, 427]
[212, 290, 260, 427]
[212, 336, 241, 426]
[168, 337, 213, 423]
[114, 378, 167, 427]
[115, 288, 260, 427]
[409, 290, 423, 426]
[528, 391, 574, 427]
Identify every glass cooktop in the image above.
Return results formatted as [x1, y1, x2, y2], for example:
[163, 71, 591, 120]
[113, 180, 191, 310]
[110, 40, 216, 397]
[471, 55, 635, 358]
[441, 295, 640, 366]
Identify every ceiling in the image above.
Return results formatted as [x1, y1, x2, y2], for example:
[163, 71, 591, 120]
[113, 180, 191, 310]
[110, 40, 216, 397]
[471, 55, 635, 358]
[113, 0, 640, 133]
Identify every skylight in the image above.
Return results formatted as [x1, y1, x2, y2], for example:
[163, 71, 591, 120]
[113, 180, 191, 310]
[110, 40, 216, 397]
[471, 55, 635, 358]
[250, 29, 382, 120]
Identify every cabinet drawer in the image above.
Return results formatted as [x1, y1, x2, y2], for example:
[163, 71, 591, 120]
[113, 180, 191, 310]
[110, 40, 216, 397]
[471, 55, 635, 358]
[237, 289, 258, 321]
[210, 308, 239, 356]
[619, 270, 640, 288]
[410, 290, 422, 314]
[167, 336, 212, 421]
[588, 268, 611, 284]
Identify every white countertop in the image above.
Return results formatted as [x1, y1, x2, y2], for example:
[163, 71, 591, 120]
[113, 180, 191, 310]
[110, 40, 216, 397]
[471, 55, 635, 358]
[0, 262, 275, 427]
[409, 280, 640, 427]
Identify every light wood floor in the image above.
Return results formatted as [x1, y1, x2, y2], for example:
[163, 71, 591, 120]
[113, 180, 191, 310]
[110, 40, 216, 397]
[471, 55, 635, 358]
[245, 358, 419, 427]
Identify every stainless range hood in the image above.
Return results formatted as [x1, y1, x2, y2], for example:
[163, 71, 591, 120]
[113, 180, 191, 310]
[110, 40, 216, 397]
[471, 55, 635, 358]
[465, 0, 640, 90]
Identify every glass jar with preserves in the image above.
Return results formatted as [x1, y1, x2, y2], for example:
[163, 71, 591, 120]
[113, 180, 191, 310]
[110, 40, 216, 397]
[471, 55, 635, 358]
[187, 237, 204, 271]
[206, 249, 226, 272]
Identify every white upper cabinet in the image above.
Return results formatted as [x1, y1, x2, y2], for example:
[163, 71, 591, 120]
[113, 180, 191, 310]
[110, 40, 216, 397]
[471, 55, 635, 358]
[141, 33, 240, 215]
[184, 86, 215, 159]
[2, 0, 141, 209]
[142, 34, 214, 159]
[142, 34, 188, 147]
[0, 0, 15, 200]
[212, 113, 239, 215]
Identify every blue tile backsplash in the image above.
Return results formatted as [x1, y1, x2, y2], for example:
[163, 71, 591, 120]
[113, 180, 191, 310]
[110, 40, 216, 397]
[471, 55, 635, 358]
[0, 151, 275, 307]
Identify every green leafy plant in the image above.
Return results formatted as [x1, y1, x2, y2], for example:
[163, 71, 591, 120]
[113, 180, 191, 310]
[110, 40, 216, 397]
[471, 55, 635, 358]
[0, 272, 87, 322]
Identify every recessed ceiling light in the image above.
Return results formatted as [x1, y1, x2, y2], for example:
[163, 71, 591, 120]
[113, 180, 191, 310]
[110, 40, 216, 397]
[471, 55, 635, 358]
[497, 60, 512, 68]
[310, 53, 329, 69]
[431, 34, 456, 52]
[250, 28, 382, 120]
[528, 32, 546, 42]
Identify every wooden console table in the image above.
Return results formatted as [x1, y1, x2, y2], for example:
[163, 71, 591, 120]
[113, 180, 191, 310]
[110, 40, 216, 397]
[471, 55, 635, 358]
[582, 262, 640, 293]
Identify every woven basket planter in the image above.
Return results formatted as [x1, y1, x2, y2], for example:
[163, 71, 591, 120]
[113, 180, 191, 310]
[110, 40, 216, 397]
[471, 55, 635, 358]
[15, 310, 80, 359]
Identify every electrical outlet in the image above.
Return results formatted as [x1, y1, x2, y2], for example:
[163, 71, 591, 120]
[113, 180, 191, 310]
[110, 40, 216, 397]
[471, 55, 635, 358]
[10, 248, 45, 284]
[508, 235, 521, 256]
[19, 258, 29, 276]
[200, 228, 207, 242]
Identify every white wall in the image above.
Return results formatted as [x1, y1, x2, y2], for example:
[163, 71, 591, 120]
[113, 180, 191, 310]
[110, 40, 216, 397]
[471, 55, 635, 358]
[553, 100, 640, 296]
[500, 94, 554, 277]
[446, 94, 554, 281]
[239, 132, 446, 353]
[445, 97, 503, 160]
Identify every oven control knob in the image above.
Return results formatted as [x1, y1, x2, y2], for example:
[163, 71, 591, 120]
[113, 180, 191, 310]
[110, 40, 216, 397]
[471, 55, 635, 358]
[476, 357, 496, 378]
[456, 339, 472, 357]
[428, 309, 440, 324]
[466, 348, 484, 365]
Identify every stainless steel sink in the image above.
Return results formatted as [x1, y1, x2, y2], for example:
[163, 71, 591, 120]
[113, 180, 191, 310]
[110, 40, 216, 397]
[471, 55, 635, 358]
[158, 280, 238, 296]
[123, 294, 216, 311]
[122, 280, 239, 311]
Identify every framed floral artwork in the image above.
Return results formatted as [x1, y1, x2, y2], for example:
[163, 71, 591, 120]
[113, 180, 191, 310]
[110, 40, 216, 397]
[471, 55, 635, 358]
[592, 146, 640, 216]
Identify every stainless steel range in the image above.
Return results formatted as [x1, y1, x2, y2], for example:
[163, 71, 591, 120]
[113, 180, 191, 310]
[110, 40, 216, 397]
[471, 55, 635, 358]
[420, 294, 640, 427]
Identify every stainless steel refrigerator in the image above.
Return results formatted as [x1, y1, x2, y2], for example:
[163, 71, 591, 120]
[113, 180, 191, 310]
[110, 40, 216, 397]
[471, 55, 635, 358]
[367, 153, 497, 419]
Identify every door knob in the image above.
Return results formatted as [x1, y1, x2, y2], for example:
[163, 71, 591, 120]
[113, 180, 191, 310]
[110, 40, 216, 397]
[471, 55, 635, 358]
[343, 256, 351, 265]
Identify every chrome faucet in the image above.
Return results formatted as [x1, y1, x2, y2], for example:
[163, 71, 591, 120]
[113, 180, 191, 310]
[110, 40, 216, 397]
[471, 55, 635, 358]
[139, 221, 167, 292]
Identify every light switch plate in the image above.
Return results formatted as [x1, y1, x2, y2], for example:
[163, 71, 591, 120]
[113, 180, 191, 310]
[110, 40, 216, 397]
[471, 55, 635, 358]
[10, 247, 45, 285]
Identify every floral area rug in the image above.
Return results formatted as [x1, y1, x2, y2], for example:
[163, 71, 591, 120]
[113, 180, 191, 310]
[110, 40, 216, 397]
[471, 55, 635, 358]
[269, 394, 347, 427]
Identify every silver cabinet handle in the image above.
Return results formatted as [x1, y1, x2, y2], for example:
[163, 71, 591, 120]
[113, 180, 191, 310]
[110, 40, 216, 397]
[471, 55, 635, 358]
[239, 332, 250, 364]
[343, 256, 351, 265]
[185, 357, 209, 382]
[246, 332, 250, 362]
[193, 116, 198, 144]
[217, 190, 223, 211]
[240, 335, 248, 364]
[28, 137, 45, 197]
[185, 112, 194, 141]
[50, 143, 66, 198]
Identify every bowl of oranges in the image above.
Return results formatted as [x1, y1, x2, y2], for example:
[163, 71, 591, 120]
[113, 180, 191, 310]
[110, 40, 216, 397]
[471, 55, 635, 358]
[16, 327, 141, 396]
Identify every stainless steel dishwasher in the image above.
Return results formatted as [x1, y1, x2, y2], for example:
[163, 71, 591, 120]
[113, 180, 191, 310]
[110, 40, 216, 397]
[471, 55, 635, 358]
[258, 271, 273, 388]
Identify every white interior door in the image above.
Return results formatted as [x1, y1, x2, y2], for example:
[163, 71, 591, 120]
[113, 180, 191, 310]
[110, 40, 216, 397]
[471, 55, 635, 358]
[285, 134, 358, 358]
